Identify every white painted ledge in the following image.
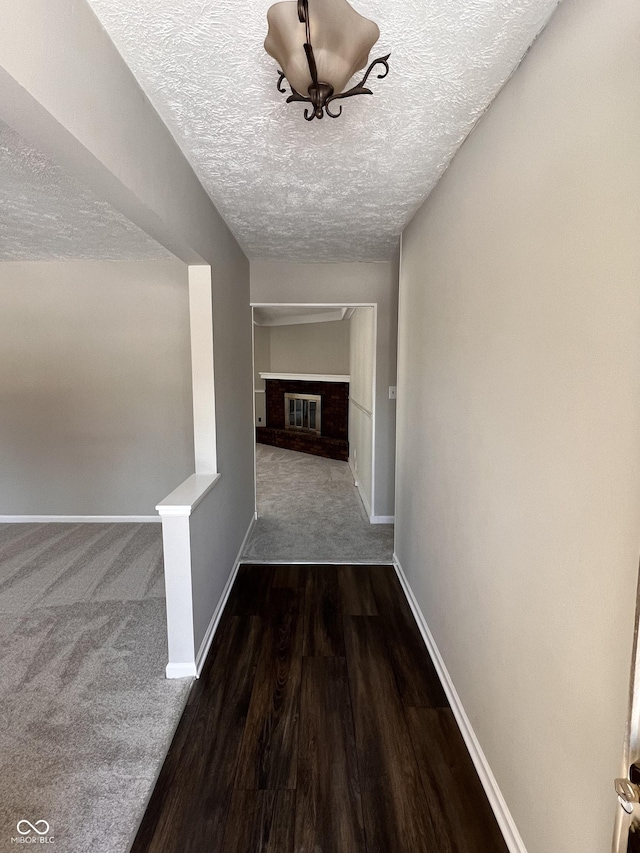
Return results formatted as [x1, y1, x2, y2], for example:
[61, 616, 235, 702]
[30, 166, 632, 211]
[259, 372, 350, 383]
[166, 662, 197, 679]
[156, 473, 221, 517]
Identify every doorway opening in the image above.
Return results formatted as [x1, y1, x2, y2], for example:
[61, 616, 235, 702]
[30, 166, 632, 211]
[240, 303, 393, 564]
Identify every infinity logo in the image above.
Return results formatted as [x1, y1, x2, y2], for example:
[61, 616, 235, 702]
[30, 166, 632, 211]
[16, 820, 50, 836]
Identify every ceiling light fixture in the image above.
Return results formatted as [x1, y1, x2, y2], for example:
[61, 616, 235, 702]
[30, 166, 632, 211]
[264, 0, 390, 121]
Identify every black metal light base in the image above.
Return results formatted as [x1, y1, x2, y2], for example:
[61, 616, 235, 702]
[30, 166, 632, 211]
[276, 53, 390, 121]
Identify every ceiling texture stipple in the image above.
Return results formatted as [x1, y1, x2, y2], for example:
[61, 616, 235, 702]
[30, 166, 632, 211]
[0, 119, 171, 262]
[88, 0, 559, 263]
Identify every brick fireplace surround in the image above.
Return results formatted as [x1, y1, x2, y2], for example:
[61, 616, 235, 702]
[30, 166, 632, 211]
[257, 378, 349, 461]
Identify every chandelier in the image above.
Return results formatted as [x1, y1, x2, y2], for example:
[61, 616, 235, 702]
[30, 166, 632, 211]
[264, 0, 390, 121]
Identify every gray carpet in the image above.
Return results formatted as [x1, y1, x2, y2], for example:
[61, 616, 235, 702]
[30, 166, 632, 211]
[0, 523, 191, 852]
[242, 444, 394, 563]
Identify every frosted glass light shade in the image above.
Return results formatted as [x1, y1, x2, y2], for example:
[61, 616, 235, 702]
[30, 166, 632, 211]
[265, 0, 380, 97]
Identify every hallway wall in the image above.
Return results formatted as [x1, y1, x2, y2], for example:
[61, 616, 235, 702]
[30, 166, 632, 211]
[0, 259, 194, 516]
[349, 307, 375, 516]
[253, 324, 270, 427]
[0, 0, 255, 678]
[250, 261, 398, 519]
[396, 0, 640, 851]
[268, 320, 350, 375]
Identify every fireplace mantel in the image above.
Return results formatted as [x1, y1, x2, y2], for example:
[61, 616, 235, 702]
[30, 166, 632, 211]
[259, 372, 350, 383]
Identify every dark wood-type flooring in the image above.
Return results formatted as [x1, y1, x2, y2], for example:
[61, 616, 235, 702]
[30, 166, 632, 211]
[132, 564, 509, 853]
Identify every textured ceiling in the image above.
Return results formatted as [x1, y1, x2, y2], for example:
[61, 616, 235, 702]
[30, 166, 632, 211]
[88, 0, 559, 262]
[0, 119, 171, 261]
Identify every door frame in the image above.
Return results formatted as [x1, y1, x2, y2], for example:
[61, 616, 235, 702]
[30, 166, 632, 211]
[250, 301, 378, 521]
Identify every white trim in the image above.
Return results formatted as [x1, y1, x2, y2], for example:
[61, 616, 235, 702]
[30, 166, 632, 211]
[355, 477, 372, 519]
[348, 455, 358, 486]
[349, 397, 373, 418]
[250, 302, 376, 308]
[189, 265, 218, 475]
[239, 559, 394, 565]
[194, 514, 257, 677]
[251, 316, 259, 516]
[254, 308, 350, 327]
[250, 299, 377, 533]
[348, 434, 385, 525]
[392, 554, 527, 853]
[393, 235, 403, 562]
[162, 514, 195, 678]
[0, 515, 161, 523]
[156, 473, 221, 517]
[371, 303, 378, 521]
[259, 372, 350, 383]
[166, 662, 197, 679]
[254, 388, 266, 393]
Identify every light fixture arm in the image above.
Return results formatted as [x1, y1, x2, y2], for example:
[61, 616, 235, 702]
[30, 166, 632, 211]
[277, 52, 390, 121]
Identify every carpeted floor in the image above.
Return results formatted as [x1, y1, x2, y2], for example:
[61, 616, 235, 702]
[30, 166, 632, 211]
[242, 444, 394, 563]
[0, 522, 192, 852]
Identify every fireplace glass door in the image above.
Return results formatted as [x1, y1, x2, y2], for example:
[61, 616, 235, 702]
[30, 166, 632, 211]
[284, 393, 321, 435]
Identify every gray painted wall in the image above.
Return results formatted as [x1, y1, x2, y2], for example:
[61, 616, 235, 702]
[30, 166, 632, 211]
[396, 0, 640, 850]
[268, 320, 349, 375]
[250, 261, 398, 518]
[253, 324, 270, 390]
[0, 260, 194, 515]
[0, 0, 255, 674]
[253, 323, 270, 427]
[195, 247, 254, 654]
[348, 307, 375, 515]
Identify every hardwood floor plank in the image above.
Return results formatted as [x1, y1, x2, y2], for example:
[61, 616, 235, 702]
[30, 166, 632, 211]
[134, 566, 508, 853]
[272, 564, 307, 589]
[236, 588, 303, 790]
[129, 683, 202, 851]
[221, 789, 295, 853]
[343, 616, 440, 853]
[131, 615, 262, 852]
[228, 564, 275, 615]
[295, 657, 365, 853]
[130, 609, 243, 852]
[405, 707, 510, 853]
[303, 565, 344, 657]
[338, 564, 379, 615]
[369, 566, 448, 708]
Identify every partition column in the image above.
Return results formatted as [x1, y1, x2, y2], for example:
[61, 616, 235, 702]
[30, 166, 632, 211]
[189, 265, 217, 474]
[155, 265, 217, 678]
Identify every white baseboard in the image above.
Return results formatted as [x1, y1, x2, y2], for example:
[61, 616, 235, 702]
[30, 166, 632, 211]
[349, 459, 391, 525]
[237, 559, 394, 565]
[392, 553, 527, 853]
[0, 515, 161, 523]
[193, 514, 257, 677]
[353, 475, 373, 519]
[165, 661, 197, 678]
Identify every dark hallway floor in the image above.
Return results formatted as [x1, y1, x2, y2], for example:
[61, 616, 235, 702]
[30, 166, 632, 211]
[131, 564, 509, 853]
